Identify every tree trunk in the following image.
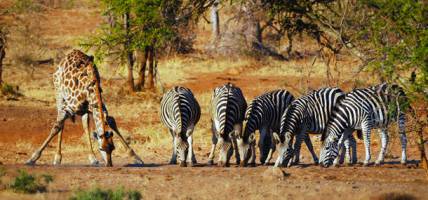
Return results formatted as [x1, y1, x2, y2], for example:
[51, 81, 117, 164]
[147, 47, 155, 90]
[136, 47, 149, 91]
[210, 0, 220, 45]
[123, 12, 134, 92]
[0, 36, 5, 84]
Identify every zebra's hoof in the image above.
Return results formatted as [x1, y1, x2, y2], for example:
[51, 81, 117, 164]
[374, 160, 383, 166]
[179, 162, 187, 167]
[134, 157, 144, 165]
[169, 159, 177, 165]
[363, 162, 370, 167]
[239, 162, 247, 167]
[187, 162, 194, 167]
[401, 160, 407, 165]
[207, 160, 214, 166]
[218, 161, 229, 167]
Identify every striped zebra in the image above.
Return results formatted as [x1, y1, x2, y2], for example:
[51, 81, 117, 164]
[208, 83, 247, 167]
[237, 89, 295, 167]
[319, 83, 409, 167]
[160, 86, 201, 167]
[273, 87, 357, 167]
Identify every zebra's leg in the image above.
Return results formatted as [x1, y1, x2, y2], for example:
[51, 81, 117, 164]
[375, 128, 388, 166]
[264, 131, 276, 165]
[398, 113, 407, 164]
[207, 132, 218, 165]
[169, 129, 177, 165]
[106, 116, 144, 165]
[303, 133, 319, 165]
[82, 113, 99, 166]
[362, 121, 372, 166]
[343, 134, 353, 166]
[290, 132, 305, 166]
[333, 134, 346, 167]
[258, 127, 270, 164]
[186, 128, 197, 166]
[232, 124, 243, 165]
[347, 133, 358, 164]
[249, 142, 256, 167]
[26, 111, 68, 165]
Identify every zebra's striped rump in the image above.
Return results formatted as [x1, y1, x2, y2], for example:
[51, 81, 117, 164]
[209, 83, 247, 167]
[238, 89, 294, 166]
[320, 83, 409, 167]
[160, 86, 201, 167]
[274, 87, 346, 167]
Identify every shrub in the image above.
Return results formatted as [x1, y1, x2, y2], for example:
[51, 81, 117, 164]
[0, 82, 21, 99]
[70, 187, 142, 200]
[9, 170, 53, 194]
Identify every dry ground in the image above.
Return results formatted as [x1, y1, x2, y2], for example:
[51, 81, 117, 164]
[0, 1, 427, 199]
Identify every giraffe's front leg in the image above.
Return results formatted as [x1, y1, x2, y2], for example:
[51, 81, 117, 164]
[26, 111, 68, 165]
[53, 129, 63, 165]
[106, 115, 144, 165]
[82, 113, 99, 166]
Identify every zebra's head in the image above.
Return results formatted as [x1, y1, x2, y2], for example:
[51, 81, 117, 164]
[174, 134, 189, 167]
[319, 136, 339, 168]
[237, 133, 255, 167]
[273, 132, 294, 167]
[217, 135, 233, 167]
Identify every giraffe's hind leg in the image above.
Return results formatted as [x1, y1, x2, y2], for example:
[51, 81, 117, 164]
[82, 113, 99, 166]
[26, 111, 68, 165]
[106, 116, 144, 165]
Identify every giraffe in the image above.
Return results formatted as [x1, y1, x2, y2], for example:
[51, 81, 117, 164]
[26, 49, 143, 167]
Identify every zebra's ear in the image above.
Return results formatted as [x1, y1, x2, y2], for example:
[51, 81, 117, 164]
[92, 132, 99, 140]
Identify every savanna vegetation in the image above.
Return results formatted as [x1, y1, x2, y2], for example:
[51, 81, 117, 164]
[0, 0, 426, 199]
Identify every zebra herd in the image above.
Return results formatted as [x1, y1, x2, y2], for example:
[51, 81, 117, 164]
[160, 82, 409, 168]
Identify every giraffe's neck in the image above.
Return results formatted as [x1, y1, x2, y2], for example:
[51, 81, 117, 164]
[87, 61, 106, 136]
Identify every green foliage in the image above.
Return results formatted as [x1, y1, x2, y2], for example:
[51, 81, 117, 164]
[358, 0, 427, 98]
[70, 187, 142, 200]
[80, 0, 185, 63]
[9, 170, 53, 194]
[0, 83, 20, 97]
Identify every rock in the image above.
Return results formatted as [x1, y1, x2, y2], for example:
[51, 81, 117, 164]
[262, 167, 288, 180]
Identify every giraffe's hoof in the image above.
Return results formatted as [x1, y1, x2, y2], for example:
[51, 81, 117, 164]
[134, 158, 144, 165]
[53, 154, 62, 166]
[25, 160, 36, 166]
[207, 160, 214, 166]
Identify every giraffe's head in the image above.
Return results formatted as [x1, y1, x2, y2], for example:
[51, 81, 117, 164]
[93, 131, 115, 167]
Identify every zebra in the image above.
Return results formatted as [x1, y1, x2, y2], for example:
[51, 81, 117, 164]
[237, 89, 295, 167]
[319, 83, 409, 167]
[160, 86, 201, 167]
[208, 83, 247, 167]
[273, 87, 357, 167]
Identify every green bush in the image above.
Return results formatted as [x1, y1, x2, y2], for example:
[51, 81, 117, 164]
[9, 170, 53, 194]
[70, 187, 142, 200]
[1, 83, 21, 98]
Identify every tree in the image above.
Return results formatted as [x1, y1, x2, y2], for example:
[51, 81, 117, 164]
[0, 28, 6, 84]
[210, 0, 220, 45]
